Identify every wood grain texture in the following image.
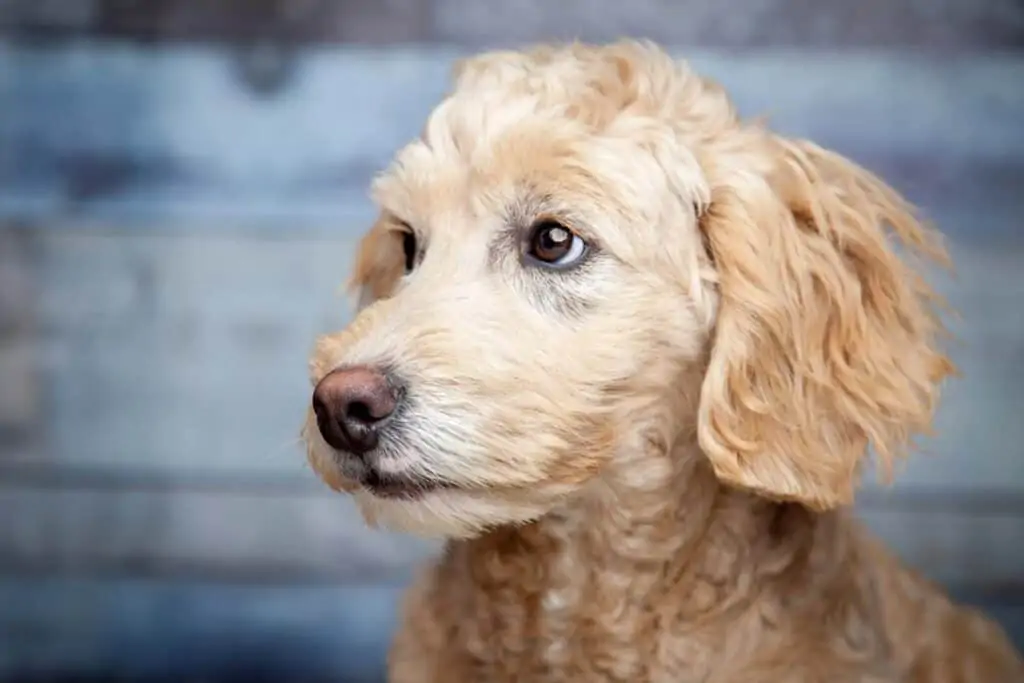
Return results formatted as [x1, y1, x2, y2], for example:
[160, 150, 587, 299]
[2, 48, 1022, 225]
[0, 227, 38, 437]
[0, 577, 1019, 682]
[0, 226, 1021, 586]
[0, 46, 1021, 594]
[0, 577, 403, 682]
[432, 0, 1024, 48]
[0, 485, 437, 583]
[2, 0, 1022, 47]
[2, 228, 1019, 491]
[0, 484, 1020, 588]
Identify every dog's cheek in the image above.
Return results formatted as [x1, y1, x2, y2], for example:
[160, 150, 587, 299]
[540, 411, 618, 486]
[490, 382, 619, 488]
[443, 385, 612, 490]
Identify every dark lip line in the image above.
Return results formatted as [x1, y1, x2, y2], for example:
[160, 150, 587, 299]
[358, 469, 457, 500]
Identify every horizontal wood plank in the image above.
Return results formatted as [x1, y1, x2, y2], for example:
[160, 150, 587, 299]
[1, 47, 1022, 225]
[432, 0, 1024, 49]
[1, 577, 1020, 682]
[0, 485, 1021, 588]
[0, 486, 438, 583]
[0, 577, 402, 682]
[1, 45, 1022, 590]
[1, 228, 1020, 491]
[2, 0, 1022, 48]
[15, 230, 358, 476]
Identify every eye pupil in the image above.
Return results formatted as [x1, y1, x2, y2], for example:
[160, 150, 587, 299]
[530, 221, 578, 264]
[542, 226, 569, 249]
[402, 231, 417, 273]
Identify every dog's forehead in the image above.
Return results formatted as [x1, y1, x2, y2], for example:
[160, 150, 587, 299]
[372, 96, 666, 243]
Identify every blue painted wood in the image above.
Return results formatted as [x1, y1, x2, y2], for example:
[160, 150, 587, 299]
[0, 578, 402, 682]
[1, 46, 1022, 589]
[0, 45, 1022, 667]
[3, 0, 1021, 47]
[1, 45, 1022, 240]
[0, 578, 1020, 682]
[6, 229, 1020, 493]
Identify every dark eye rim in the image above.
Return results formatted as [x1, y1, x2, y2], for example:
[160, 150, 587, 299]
[392, 220, 418, 273]
[401, 231, 417, 273]
[523, 218, 591, 271]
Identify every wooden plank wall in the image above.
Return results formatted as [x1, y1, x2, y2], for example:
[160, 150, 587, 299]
[0, 3, 1023, 680]
[2, 0, 1023, 47]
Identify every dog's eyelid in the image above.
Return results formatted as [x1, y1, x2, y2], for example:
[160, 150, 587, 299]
[525, 212, 596, 245]
[378, 210, 416, 235]
[392, 219, 415, 234]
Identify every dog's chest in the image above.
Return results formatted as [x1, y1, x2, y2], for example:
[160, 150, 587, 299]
[441, 518, 720, 682]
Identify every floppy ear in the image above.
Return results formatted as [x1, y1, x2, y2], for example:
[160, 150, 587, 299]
[696, 136, 955, 510]
[347, 219, 404, 312]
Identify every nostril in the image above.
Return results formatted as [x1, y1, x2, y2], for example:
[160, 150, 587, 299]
[346, 400, 376, 426]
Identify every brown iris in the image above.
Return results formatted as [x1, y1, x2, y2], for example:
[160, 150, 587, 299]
[527, 220, 587, 268]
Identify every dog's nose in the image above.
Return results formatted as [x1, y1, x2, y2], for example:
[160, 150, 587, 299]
[312, 366, 399, 456]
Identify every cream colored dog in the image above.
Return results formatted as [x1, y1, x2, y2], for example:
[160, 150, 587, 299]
[302, 41, 1023, 682]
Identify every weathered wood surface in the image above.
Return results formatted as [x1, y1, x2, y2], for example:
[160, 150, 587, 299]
[2, 47, 1022, 223]
[2, 0, 1022, 48]
[0, 225, 1022, 586]
[0, 37, 1021, 683]
[1, 230, 1021, 488]
[5, 578, 1021, 682]
[0, 578, 404, 683]
[0, 483, 1022, 589]
[0, 46, 1022, 592]
[0, 484, 435, 584]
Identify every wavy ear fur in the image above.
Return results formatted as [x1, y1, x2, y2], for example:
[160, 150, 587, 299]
[696, 135, 955, 510]
[347, 219, 404, 312]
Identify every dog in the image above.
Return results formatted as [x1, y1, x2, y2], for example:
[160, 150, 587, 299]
[301, 41, 1024, 682]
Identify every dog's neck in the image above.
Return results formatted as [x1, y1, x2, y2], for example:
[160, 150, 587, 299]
[448, 428, 844, 647]
[429, 417, 875, 681]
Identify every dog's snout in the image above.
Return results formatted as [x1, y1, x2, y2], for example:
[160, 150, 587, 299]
[312, 366, 399, 456]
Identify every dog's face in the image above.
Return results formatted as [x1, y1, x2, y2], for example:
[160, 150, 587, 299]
[303, 42, 953, 537]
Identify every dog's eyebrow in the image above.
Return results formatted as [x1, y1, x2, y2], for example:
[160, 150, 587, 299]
[504, 191, 557, 227]
[378, 212, 416, 233]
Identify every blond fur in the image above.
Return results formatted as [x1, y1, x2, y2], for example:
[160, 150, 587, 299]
[302, 41, 1022, 682]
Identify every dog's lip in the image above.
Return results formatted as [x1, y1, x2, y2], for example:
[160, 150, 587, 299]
[359, 469, 452, 500]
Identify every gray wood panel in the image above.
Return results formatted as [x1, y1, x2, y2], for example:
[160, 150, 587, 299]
[3, 227, 1020, 492]
[0, 484, 1020, 588]
[0, 577, 1019, 683]
[2, 0, 1022, 48]
[0, 578, 403, 683]
[2, 46, 1022, 226]
[432, 0, 1024, 49]
[0, 486, 435, 583]
[20, 229, 358, 476]
[1, 45, 1021, 594]
[0, 227, 36, 436]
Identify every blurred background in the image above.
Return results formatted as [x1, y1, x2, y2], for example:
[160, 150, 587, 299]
[0, 1, 1022, 681]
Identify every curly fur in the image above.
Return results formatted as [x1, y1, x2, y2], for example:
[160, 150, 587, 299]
[302, 40, 1023, 682]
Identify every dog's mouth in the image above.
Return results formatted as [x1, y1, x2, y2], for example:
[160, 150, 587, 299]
[358, 468, 453, 500]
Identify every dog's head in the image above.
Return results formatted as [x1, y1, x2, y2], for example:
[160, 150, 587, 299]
[302, 41, 953, 537]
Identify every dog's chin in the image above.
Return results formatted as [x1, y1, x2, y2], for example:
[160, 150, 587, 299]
[352, 487, 552, 540]
[305, 436, 562, 539]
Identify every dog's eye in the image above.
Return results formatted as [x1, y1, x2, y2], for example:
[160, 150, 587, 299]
[401, 230, 417, 273]
[526, 220, 587, 269]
